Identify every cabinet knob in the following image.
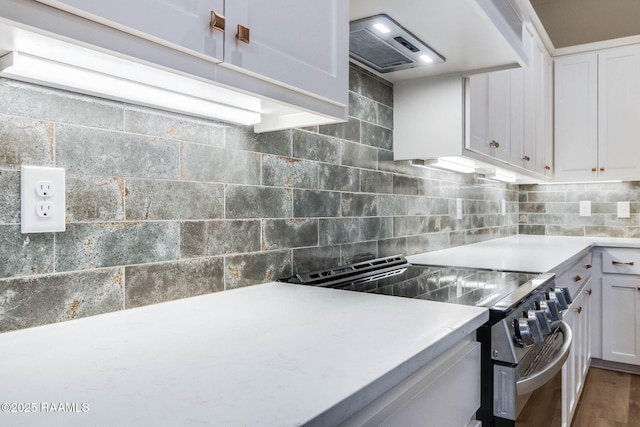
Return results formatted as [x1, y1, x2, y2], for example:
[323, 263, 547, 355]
[210, 11, 226, 32]
[600, 167, 605, 172]
[489, 140, 500, 149]
[585, 264, 592, 269]
[544, 165, 551, 171]
[586, 289, 592, 295]
[237, 25, 250, 43]
[574, 306, 583, 314]
[574, 275, 582, 282]
[592, 168, 597, 173]
[522, 155, 531, 162]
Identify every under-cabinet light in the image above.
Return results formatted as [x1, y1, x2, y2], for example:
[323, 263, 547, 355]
[0, 51, 261, 126]
[427, 157, 476, 173]
[537, 180, 623, 185]
[491, 168, 517, 183]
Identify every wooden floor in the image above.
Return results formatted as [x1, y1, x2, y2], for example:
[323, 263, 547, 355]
[572, 367, 640, 427]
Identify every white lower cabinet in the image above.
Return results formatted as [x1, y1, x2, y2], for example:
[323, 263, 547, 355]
[596, 247, 640, 365]
[602, 276, 640, 365]
[561, 281, 592, 427]
[342, 338, 481, 427]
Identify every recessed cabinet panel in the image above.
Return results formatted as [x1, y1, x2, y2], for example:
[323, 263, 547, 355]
[561, 281, 592, 427]
[522, 23, 553, 176]
[468, 70, 513, 162]
[35, 0, 224, 61]
[223, 0, 348, 105]
[598, 45, 640, 180]
[602, 276, 640, 365]
[554, 53, 598, 181]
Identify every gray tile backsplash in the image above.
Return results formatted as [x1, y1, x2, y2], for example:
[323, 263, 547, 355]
[0, 65, 519, 333]
[520, 182, 640, 237]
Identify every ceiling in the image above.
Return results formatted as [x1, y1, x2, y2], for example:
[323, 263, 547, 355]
[531, 0, 640, 48]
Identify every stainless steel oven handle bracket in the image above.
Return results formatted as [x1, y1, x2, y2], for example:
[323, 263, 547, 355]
[515, 320, 572, 396]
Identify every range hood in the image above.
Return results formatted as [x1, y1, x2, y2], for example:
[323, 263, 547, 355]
[349, 14, 445, 73]
[349, 0, 528, 82]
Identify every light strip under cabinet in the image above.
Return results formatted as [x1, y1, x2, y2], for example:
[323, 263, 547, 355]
[490, 168, 517, 183]
[0, 51, 261, 126]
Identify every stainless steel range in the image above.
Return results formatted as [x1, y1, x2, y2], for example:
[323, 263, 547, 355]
[280, 255, 573, 426]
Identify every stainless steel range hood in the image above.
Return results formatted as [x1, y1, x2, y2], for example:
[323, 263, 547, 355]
[349, 0, 529, 82]
[349, 14, 445, 73]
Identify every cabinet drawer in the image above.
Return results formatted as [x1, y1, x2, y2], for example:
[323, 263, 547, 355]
[556, 253, 593, 299]
[602, 248, 640, 275]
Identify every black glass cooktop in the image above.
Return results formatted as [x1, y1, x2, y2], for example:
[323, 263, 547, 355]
[336, 264, 538, 308]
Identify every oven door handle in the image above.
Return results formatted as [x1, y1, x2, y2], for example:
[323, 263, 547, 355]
[516, 320, 572, 396]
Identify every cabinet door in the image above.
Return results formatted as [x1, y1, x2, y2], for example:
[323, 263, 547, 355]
[562, 285, 590, 427]
[521, 23, 538, 171]
[598, 45, 640, 180]
[602, 276, 640, 365]
[561, 299, 577, 427]
[468, 73, 491, 155]
[468, 71, 512, 161]
[35, 0, 224, 61]
[509, 68, 525, 166]
[539, 50, 554, 177]
[223, 0, 348, 105]
[526, 25, 554, 176]
[554, 53, 598, 181]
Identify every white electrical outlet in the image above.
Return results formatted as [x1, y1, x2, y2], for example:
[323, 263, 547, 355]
[21, 165, 66, 233]
[456, 198, 463, 220]
[35, 201, 55, 218]
[579, 201, 591, 217]
[618, 201, 631, 218]
[35, 180, 55, 197]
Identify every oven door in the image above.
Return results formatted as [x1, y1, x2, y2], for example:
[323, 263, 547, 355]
[493, 321, 572, 425]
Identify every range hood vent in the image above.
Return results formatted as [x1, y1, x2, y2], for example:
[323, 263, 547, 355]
[349, 14, 445, 73]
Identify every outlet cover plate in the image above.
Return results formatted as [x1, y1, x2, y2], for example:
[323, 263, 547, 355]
[618, 201, 631, 218]
[21, 165, 66, 233]
[579, 201, 591, 217]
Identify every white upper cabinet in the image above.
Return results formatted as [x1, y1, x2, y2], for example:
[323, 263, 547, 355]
[4, 0, 348, 132]
[223, 0, 345, 104]
[598, 45, 640, 180]
[555, 45, 640, 181]
[34, 0, 225, 61]
[467, 69, 523, 164]
[522, 22, 553, 177]
[554, 53, 598, 181]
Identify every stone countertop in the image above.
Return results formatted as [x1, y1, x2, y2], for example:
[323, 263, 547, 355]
[0, 282, 487, 427]
[407, 235, 640, 273]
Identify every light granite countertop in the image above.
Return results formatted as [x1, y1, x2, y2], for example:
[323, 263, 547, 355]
[0, 282, 487, 426]
[408, 235, 640, 273]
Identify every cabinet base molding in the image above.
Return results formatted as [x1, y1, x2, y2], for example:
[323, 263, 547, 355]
[590, 358, 640, 375]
